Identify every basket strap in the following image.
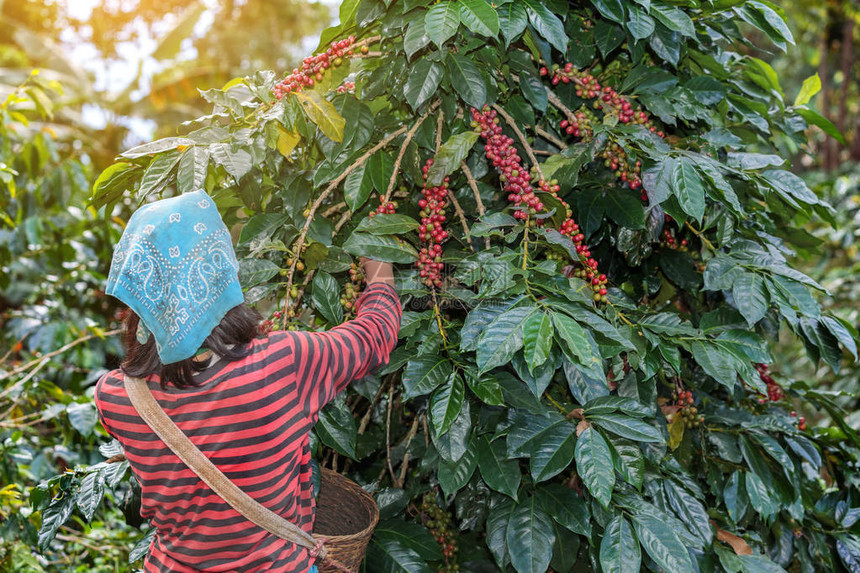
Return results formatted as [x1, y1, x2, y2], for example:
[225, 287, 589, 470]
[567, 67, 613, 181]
[123, 375, 323, 557]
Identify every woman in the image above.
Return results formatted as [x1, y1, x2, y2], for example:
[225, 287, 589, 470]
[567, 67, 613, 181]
[95, 190, 401, 572]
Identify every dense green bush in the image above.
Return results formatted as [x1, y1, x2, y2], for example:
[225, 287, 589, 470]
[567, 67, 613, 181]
[13, 0, 860, 571]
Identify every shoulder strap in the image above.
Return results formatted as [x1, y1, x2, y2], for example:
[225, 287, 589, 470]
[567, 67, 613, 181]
[123, 375, 323, 558]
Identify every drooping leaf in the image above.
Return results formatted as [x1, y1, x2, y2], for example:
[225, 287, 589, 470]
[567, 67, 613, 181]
[600, 515, 641, 573]
[426, 131, 480, 186]
[506, 496, 556, 573]
[477, 436, 521, 500]
[575, 426, 615, 506]
[424, 2, 461, 47]
[457, 0, 500, 37]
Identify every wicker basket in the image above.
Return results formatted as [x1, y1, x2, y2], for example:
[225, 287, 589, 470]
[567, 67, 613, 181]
[312, 468, 379, 572]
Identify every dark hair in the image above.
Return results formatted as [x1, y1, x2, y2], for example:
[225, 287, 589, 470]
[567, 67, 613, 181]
[120, 304, 263, 388]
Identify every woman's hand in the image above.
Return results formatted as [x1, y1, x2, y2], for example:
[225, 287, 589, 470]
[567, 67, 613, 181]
[360, 258, 395, 288]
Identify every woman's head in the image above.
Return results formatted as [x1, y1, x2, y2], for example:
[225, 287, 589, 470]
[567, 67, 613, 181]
[121, 303, 262, 388]
[106, 190, 245, 366]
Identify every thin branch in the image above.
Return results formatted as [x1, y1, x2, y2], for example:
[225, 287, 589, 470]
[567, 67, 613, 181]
[460, 161, 490, 250]
[322, 202, 346, 218]
[282, 126, 409, 326]
[0, 328, 122, 384]
[492, 103, 544, 181]
[448, 193, 474, 252]
[334, 208, 353, 235]
[535, 126, 566, 150]
[352, 35, 382, 50]
[0, 331, 32, 367]
[684, 221, 717, 252]
[385, 380, 397, 484]
[545, 87, 577, 125]
[395, 414, 423, 488]
[435, 109, 444, 152]
[358, 376, 390, 435]
[382, 100, 441, 205]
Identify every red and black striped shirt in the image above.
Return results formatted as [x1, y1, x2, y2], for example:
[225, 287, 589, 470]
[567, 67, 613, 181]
[95, 283, 401, 572]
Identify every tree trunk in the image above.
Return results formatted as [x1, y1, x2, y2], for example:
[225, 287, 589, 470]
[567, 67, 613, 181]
[818, 32, 833, 169]
[837, 18, 854, 162]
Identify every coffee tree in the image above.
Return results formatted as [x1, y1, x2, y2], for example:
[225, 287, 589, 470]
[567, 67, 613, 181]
[77, 0, 860, 571]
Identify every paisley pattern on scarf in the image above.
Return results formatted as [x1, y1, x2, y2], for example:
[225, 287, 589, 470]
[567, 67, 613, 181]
[106, 190, 244, 364]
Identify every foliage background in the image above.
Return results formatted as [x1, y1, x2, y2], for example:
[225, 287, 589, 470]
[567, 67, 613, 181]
[1, 0, 859, 571]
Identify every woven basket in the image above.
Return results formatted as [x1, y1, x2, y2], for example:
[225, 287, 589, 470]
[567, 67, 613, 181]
[312, 468, 379, 572]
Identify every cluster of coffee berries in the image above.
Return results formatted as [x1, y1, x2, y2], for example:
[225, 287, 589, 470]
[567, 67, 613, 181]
[544, 64, 664, 136]
[662, 229, 689, 250]
[370, 196, 398, 217]
[471, 105, 609, 299]
[470, 106, 546, 219]
[340, 263, 365, 312]
[272, 37, 355, 98]
[668, 388, 704, 428]
[336, 81, 355, 94]
[601, 143, 644, 192]
[755, 363, 784, 402]
[421, 493, 459, 572]
[790, 411, 808, 431]
[558, 110, 593, 139]
[416, 159, 449, 288]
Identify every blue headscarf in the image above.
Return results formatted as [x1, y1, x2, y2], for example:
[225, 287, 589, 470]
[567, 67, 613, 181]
[106, 190, 244, 364]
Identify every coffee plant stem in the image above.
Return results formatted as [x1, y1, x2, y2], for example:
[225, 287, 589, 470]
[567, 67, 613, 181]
[534, 126, 567, 150]
[545, 393, 569, 416]
[395, 413, 423, 488]
[281, 125, 409, 326]
[322, 202, 347, 217]
[0, 328, 122, 384]
[382, 100, 440, 205]
[435, 109, 444, 152]
[459, 161, 490, 250]
[684, 220, 717, 252]
[521, 226, 529, 270]
[385, 379, 397, 484]
[447, 192, 474, 252]
[431, 290, 448, 347]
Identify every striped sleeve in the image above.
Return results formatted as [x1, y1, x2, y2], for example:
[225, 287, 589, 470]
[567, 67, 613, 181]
[285, 283, 401, 420]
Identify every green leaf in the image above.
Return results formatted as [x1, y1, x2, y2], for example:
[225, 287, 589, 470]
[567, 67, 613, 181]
[457, 0, 500, 36]
[317, 397, 357, 458]
[589, 413, 664, 443]
[605, 189, 646, 229]
[519, 72, 548, 113]
[663, 481, 713, 544]
[551, 313, 592, 365]
[342, 232, 418, 263]
[433, 400, 471, 462]
[402, 356, 453, 399]
[38, 495, 75, 551]
[404, 17, 431, 59]
[293, 90, 346, 143]
[522, 312, 553, 373]
[344, 164, 373, 212]
[120, 137, 196, 159]
[367, 536, 432, 573]
[438, 436, 477, 495]
[374, 520, 443, 561]
[209, 143, 252, 181]
[430, 372, 465, 436]
[498, 1, 528, 45]
[151, 3, 206, 60]
[600, 515, 641, 573]
[465, 370, 505, 405]
[591, 0, 626, 23]
[239, 213, 291, 245]
[522, 0, 569, 53]
[671, 157, 706, 221]
[237, 259, 279, 289]
[575, 426, 615, 506]
[130, 528, 156, 563]
[795, 106, 847, 144]
[691, 340, 738, 389]
[584, 396, 651, 418]
[424, 2, 461, 47]
[137, 150, 181, 200]
[356, 214, 420, 235]
[477, 436, 521, 500]
[506, 496, 556, 573]
[744, 471, 779, 518]
[446, 53, 488, 109]
[535, 483, 591, 536]
[76, 471, 105, 522]
[651, 4, 695, 37]
[530, 422, 577, 482]
[404, 59, 445, 110]
[732, 272, 769, 325]
[176, 146, 210, 194]
[477, 306, 536, 373]
[312, 271, 344, 325]
[627, 6, 655, 41]
[67, 402, 97, 436]
[631, 512, 694, 572]
[426, 131, 480, 187]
